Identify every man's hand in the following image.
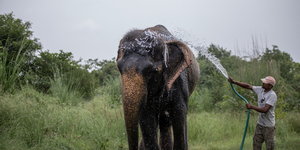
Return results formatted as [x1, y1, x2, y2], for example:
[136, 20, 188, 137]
[228, 76, 236, 84]
[246, 103, 252, 109]
[228, 77, 253, 90]
[246, 103, 272, 113]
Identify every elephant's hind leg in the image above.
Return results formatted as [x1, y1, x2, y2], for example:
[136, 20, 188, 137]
[170, 95, 189, 149]
[171, 110, 188, 150]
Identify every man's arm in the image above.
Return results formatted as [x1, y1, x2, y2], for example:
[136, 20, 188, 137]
[228, 77, 253, 90]
[246, 103, 272, 113]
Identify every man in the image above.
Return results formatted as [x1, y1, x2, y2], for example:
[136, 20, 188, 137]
[228, 76, 277, 150]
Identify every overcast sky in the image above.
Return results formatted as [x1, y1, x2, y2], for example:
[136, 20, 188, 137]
[1, 0, 299, 64]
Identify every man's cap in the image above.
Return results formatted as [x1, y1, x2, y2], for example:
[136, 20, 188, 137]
[261, 76, 276, 86]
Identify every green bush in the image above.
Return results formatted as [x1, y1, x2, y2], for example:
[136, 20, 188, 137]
[0, 13, 42, 93]
[30, 50, 96, 99]
[189, 88, 214, 113]
[0, 38, 27, 93]
[98, 75, 122, 106]
[49, 68, 83, 106]
[188, 90, 201, 113]
[288, 113, 300, 133]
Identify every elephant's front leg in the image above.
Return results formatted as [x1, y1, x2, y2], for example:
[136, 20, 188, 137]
[159, 112, 173, 150]
[139, 107, 160, 150]
[170, 101, 188, 150]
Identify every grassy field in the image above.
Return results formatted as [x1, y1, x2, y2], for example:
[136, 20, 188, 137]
[0, 86, 299, 150]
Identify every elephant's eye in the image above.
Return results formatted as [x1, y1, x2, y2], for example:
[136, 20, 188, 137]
[146, 71, 154, 78]
[146, 67, 159, 79]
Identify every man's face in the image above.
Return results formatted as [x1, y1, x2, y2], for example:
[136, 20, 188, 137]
[262, 83, 272, 89]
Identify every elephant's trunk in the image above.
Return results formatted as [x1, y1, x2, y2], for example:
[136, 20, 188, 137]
[121, 70, 147, 150]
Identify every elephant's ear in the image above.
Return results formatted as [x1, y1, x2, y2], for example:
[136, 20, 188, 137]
[116, 38, 124, 62]
[164, 41, 192, 91]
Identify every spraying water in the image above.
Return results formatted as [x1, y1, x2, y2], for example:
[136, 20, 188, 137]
[171, 28, 250, 150]
[171, 28, 229, 79]
[121, 27, 229, 79]
[171, 28, 252, 150]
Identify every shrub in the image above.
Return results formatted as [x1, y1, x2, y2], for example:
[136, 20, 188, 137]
[288, 113, 300, 133]
[189, 88, 214, 113]
[99, 75, 122, 106]
[49, 68, 84, 106]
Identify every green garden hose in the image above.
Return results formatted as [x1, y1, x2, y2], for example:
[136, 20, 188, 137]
[229, 79, 250, 150]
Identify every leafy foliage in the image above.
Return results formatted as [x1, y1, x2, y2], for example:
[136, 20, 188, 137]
[0, 13, 42, 92]
[0, 13, 96, 99]
[32, 50, 96, 99]
[0, 39, 26, 93]
[0, 12, 41, 60]
[196, 43, 299, 113]
[85, 58, 120, 86]
[197, 44, 234, 107]
[261, 45, 294, 81]
[30, 50, 77, 89]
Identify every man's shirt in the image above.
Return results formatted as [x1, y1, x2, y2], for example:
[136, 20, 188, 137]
[252, 86, 277, 127]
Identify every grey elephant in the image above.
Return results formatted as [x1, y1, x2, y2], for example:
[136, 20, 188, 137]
[117, 25, 200, 150]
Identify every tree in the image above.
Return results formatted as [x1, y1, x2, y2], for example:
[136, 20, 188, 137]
[31, 50, 96, 99]
[0, 12, 42, 92]
[86, 58, 119, 86]
[291, 62, 300, 90]
[261, 45, 293, 81]
[0, 12, 41, 66]
[30, 50, 80, 92]
[206, 44, 231, 59]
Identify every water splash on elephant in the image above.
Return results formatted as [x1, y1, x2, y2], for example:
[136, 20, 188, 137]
[120, 27, 229, 79]
[120, 29, 172, 68]
[171, 28, 229, 79]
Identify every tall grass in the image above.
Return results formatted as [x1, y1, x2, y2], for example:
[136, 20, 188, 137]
[189, 88, 214, 113]
[0, 86, 127, 149]
[0, 82, 299, 149]
[0, 38, 27, 93]
[49, 68, 83, 106]
[187, 111, 300, 150]
[98, 75, 122, 106]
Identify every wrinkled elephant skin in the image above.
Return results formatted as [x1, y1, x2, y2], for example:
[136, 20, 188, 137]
[117, 25, 200, 150]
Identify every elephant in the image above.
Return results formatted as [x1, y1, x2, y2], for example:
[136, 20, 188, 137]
[116, 25, 200, 150]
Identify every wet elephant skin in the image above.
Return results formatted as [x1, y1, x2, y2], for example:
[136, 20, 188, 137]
[117, 25, 200, 150]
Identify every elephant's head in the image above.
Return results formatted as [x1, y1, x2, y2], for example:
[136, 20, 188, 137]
[116, 25, 193, 149]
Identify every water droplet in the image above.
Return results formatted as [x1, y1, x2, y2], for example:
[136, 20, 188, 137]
[171, 28, 228, 78]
